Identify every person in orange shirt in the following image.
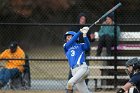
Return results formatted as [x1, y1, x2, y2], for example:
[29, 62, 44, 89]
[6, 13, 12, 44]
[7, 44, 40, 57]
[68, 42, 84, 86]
[0, 41, 25, 88]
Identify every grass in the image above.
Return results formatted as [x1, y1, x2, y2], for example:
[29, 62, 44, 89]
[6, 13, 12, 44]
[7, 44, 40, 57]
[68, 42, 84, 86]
[25, 46, 68, 80]
[25, 46, 103, 80]
[30, 61, 69, 80]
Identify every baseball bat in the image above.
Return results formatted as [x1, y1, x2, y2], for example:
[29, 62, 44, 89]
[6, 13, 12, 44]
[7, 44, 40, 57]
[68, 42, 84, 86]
[89, 2, 122, 29]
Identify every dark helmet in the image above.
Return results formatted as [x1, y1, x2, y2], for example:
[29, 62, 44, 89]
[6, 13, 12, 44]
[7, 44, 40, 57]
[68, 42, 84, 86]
[126, 58, 140, 70]
[64, 31, 76, 40]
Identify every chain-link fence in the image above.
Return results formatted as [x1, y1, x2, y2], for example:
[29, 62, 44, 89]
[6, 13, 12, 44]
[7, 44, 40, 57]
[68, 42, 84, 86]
[0, 0, 140, 93]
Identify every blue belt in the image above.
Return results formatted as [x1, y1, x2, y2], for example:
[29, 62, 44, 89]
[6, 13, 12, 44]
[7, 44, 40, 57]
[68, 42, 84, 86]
[72, 63, 83, 69]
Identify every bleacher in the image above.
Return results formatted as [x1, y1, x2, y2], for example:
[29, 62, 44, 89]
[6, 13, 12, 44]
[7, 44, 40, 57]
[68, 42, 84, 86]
[92, 32, 140, 50]
[87, 32, 140, 90]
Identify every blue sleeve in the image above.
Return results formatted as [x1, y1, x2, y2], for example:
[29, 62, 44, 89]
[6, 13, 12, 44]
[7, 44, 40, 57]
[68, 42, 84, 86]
[129, 76, 140, 85]
[81, 37, 90, 51]
[64, 31, 82, 50]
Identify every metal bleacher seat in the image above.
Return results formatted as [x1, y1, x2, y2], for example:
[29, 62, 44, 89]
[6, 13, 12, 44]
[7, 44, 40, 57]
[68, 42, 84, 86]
[91, 32, 140, 51]
[94, 32, 140, 41]
[87, 32, 140, 90]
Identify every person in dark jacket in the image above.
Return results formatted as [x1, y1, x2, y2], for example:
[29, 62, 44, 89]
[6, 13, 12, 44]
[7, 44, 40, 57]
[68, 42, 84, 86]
[68, 13, 95, 88]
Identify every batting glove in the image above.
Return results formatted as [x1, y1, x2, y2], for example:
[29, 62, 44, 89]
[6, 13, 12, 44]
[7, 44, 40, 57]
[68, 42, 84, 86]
[80, 27, 89, 37]
[80, 27, 89, 34]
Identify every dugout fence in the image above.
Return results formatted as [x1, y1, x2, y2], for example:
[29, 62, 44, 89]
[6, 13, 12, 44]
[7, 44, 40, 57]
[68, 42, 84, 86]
[0, 0, 140, 93]
[0, 23, 139, 91]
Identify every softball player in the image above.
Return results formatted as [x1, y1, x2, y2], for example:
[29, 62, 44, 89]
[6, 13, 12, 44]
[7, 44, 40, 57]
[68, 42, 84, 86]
[117, 58, 140, 93]
[63, 27, 91, 93]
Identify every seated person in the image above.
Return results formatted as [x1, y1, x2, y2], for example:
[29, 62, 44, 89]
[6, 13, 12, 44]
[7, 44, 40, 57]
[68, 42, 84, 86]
[96, 14, 121, 56]
[9, 54, 31, 90]
[0, 41, 25, 89]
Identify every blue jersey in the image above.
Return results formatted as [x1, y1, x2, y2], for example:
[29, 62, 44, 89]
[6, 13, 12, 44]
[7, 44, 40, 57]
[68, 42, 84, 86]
[63, 31, 90, 69]
[129, 72, 140, 91]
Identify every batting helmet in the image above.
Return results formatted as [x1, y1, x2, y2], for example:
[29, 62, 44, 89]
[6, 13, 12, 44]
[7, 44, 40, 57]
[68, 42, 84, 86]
[126, 58, 140, 70]
[64, 31, 76, 40]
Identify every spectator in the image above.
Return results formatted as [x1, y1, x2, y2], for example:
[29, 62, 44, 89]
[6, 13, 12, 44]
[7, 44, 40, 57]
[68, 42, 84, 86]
[117, 58, 140, 93]
[96, 14, 121, 56]
[0, 41, 25, 88]
[68, 12, 95, 87]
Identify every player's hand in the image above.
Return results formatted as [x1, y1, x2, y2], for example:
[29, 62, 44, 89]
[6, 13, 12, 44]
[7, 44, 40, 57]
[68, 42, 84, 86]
[80, 27, 89, 34]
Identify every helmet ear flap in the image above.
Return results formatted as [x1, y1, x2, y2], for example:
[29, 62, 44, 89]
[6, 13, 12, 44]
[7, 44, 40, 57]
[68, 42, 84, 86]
[133, 63, 137, 70]
[64, 31, 77, 41]
[133, 63, 140, 70]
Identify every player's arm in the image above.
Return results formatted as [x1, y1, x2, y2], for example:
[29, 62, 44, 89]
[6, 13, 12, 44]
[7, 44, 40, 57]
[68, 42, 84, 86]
[117, 72, 140, 93]
[117, 82, 133, 93]
[80, 27, 90, 50]
[82, 37, 90, 51]
[122, 82, 133, 91]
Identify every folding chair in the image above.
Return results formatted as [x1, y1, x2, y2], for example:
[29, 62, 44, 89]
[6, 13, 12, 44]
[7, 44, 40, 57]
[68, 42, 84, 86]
[5, 54, 31, 90]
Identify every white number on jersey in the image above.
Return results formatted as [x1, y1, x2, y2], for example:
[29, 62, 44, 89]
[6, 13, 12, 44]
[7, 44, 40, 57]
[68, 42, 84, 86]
[71, 50, 75, 56]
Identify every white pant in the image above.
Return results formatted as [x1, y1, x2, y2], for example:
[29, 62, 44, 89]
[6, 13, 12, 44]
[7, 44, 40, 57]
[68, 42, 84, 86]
[66, 62, 90, 93]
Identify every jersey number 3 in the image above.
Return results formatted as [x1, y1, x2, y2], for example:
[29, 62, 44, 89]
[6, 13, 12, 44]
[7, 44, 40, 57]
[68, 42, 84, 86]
[71, 50, 75, 56]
